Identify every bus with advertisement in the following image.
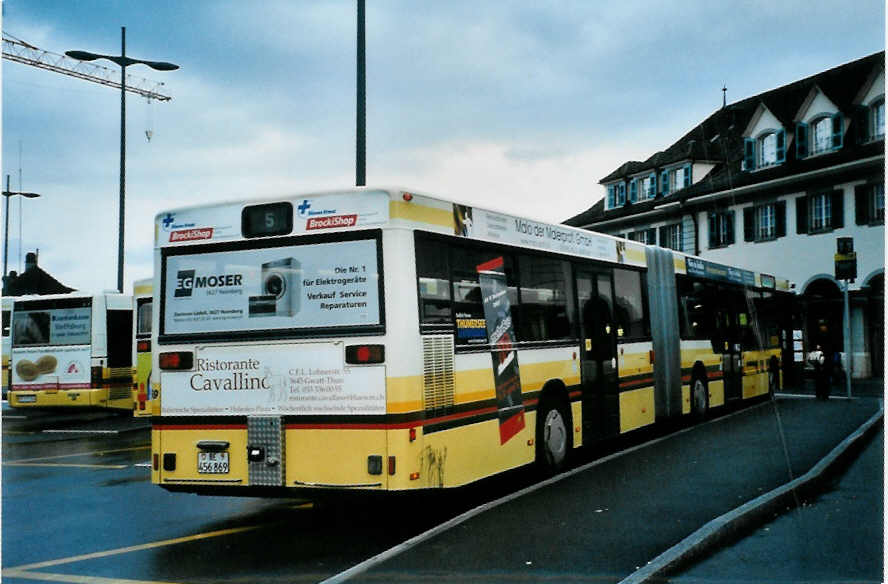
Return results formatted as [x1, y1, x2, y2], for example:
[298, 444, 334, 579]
[133, 278, 154, 416]
[150, 187, 795, 495]
[2, 296, 13, 399]
[9, 292, 135, 410]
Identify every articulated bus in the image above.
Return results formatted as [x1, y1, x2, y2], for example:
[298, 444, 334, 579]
[9, 292, 135, 410]
[133, 278, 155, 416]
[150, 187, 794, 495]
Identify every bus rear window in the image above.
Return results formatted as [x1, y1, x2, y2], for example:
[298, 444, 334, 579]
[161, 235, 382, 338]
[13, 301, 92, 347]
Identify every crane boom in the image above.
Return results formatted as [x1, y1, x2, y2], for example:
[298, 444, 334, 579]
[2, 35, 172, 101]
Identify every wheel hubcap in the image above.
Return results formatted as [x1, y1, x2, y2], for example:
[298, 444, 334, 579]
[544, 409, 566, 465]
[693, 380, 706, 414]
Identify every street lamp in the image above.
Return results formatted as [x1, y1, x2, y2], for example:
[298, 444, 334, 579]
[66, 27, 178, 292]
[3, 174, 40, 285]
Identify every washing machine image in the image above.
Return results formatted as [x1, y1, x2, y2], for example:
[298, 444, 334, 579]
[249, 258, 301, 317]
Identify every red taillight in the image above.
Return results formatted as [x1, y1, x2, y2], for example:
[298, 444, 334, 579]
[91, 366, 103, 383]
[402, 192, 414, 201]
[137, 340, 151, 353]
[388, 456, 396, 475]
[153, 453, 159, 471]
[159, 351, 193, 370]
[409, 427, 417, 442]
[345, 344, 384, 364]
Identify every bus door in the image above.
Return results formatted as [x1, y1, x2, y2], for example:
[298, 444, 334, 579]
[576, 267, 618, 439]
[718, 288, 744, 402]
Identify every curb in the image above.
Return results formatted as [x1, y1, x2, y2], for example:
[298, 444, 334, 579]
[618, 404, 884, 584]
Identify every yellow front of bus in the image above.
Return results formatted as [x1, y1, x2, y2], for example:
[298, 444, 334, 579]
[152, 192, 399, 495]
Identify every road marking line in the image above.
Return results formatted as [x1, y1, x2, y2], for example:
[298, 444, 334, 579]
[1, 567, 181, 583]
[7, 445, 151, 464]
[3, 415, 28, 418]
[43, 430, 120, 435]
[5, 525, 263, 572]
[4, 462, 129, 469]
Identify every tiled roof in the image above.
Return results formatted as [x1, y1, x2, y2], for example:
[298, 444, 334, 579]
[580, 51, 885, 225]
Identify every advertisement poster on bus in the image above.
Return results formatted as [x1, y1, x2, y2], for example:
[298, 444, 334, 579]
[11, 346, 90, 389]
[160, 343, 385, 416]
[455, 204, 623, 265]
[476, 256, 525, 445]
[163, 239, 380, 335]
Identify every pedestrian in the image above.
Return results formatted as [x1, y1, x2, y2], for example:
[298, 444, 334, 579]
[810, 344, 830, 400]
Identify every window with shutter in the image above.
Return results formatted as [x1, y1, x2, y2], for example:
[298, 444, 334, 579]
[607, 185, 615, 209]
[629, 179, 637, 203]
[743, 138, 755, 171]
[796, 123, 809, 158]
[796, 196, 809, 234]
[831, 113, 844, 149]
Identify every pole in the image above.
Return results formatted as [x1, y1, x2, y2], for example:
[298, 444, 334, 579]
[118, 26, 127, 294]
[3, 175, 10, 284]
[843, 279, 852, 398]
[356, 0, 366, 187]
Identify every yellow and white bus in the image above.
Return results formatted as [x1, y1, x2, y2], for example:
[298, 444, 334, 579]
[9, 292, 135, 410]
[133, 278, 154, 416]
[150, 187, 794, 495]
[2, 296, 13, 398]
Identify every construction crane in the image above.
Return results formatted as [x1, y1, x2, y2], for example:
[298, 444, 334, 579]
[2, 32, 172, 101]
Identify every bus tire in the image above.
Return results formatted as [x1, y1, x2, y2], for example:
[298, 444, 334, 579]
[690, 375, 708, 420]
[536, 393, 572, 475]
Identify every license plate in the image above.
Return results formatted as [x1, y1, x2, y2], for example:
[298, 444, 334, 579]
[197, 451, 229, 474]
[16, 394, 36, 403]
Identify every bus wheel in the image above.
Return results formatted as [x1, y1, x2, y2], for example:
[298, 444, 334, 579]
[536, 395, 571, 474]
[691, 376, 708, 420]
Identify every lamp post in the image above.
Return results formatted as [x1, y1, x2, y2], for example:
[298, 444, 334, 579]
[3, 174, 41, 286]
[66, 27, 178, 292]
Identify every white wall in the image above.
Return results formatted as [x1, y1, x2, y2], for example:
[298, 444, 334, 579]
[699, 179, 884, 293]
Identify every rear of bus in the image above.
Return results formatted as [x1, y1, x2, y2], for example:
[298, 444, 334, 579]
[2, 297, 12, 400]
[133, 278, 154, 416]
[152, 190, 396, 494]
[9, 294, 135, 409]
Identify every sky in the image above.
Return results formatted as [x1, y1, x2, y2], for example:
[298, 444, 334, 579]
[1, 0, 884, 294]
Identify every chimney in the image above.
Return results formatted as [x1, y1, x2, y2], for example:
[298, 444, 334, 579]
[25, 252, 37, 272]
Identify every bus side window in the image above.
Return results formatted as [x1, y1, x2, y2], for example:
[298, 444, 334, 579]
[107, 310, 133, 368]
[613, 268, 648, 339]
[517, 255, 575, 342]
[415, 236, 452, 325]
[451, 245, 518, 345]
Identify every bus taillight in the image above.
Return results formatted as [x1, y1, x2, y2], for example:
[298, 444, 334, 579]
[345, 344, 384, 364]
[159, 352, 194, 370]
[137, 340, 151, 352]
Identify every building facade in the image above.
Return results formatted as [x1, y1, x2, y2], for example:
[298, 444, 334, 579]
[565, 52, 884, 379]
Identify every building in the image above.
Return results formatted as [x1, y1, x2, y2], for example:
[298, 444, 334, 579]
[2, 251, 76, 296]
[565, 52, 884, 379]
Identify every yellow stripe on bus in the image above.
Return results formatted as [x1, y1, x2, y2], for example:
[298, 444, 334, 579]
[619, 387, 655, 433]
[389, 200, 454, 229]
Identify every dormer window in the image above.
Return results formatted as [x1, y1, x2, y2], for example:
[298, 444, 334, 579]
[659, 164, 692, 196]
[796, 113, 843, 158]
[743, 129, 785, 171]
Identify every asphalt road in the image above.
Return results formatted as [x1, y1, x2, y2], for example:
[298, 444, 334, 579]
[1, 390, 882, 584]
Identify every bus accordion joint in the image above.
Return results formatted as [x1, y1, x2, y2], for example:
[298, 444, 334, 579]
[159, 351, 194, 370]
[345, 344, 384, 364]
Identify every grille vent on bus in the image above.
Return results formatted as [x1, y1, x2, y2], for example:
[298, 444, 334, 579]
[422, 335, 455, 414]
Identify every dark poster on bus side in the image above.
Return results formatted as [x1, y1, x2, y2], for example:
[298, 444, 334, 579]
[476, 256, 525, 445]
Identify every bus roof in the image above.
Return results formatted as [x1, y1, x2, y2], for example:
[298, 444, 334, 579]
[155, 186, 793, 292]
